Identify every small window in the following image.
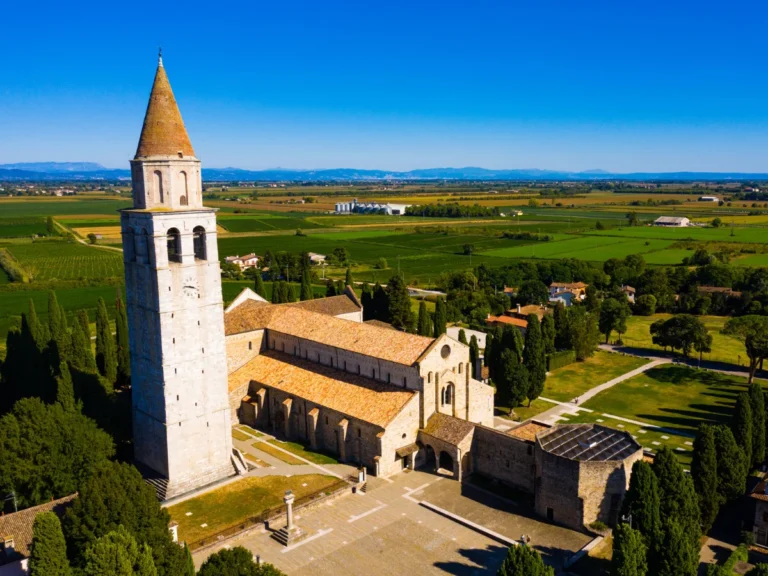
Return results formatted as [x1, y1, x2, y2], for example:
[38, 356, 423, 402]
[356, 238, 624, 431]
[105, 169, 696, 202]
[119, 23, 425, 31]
[248, 341, 253, 351]
[428, 372, 432, 383]
[459, 364, 462, 374]
[325, 417, 328, 425]
[527, 445, 533, 455]
[402, 433, 406, 439]
[167, 228, 181, 263]
[357, 365, 361, 374]
[387, 373, 391, 384]
[357, 429, 361, 437]
[403, 377, 407, 387]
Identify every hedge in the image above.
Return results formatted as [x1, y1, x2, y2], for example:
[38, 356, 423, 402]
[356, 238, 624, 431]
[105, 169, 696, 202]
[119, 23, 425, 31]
[547, 350, 576, 371]
[0, 248, 30, 283]
[705, 544, 748, 575]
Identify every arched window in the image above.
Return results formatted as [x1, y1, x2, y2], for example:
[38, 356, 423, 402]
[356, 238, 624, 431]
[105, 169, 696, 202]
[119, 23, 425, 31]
[154, 170, 164, 204]
[440, 387, 446, 406]
[445, 383, 454, 405]
[428, 372, 433, 383]
[193, 226, 206, 260]
[167, 228, 181, 263]
[458, 364, 463, 374]
[179, 171, 188, 206]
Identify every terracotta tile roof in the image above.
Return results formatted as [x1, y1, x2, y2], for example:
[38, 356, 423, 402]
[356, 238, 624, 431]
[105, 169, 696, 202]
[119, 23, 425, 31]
[550, 282, 588, 289]
[228, 351, 415, 428]
[225, 299, 434, 366]
[421, 413, 476, 446]
[284, 294, 361, 317]
[135, 61, 195, 159]
[364, 320, 396, 330]
[486, 315, 528, 328]
[751, 480, 768, 502]
[507, 421, 551, 442]
[0, 494, 76, 561]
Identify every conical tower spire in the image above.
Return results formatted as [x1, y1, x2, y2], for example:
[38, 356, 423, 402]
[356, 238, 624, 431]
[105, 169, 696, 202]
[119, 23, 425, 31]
[134, 57, 195, 159]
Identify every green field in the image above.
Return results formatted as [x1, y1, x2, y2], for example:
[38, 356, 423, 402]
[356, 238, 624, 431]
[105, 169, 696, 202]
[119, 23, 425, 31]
[218, 214, 323, 232]
[587, 226, 768, 244]
[0, 198, 130, 217]
[7, 242, 123, 281]
[479, 234, 674, 261]
[0, 218, 49, 237]
[622, 314, 746, 368]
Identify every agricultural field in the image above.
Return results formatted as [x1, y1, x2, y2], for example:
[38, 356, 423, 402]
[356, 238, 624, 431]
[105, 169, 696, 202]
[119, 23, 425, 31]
[218, 213, 324, 232]
[621, 314, 746, 368]
[0, 217, 49, 237]
[587, 225, 768, 244]
[6, 241, 123, 281]
[479, 234, 674, 261]
[0, 197, 130, 217]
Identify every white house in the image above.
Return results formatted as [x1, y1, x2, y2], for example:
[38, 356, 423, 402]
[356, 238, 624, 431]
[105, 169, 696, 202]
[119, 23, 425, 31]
[308, 252, 326, 264]
[698, 196, 720, 203]
[654, 216, 690, 227]
[225, 253, 260, 270]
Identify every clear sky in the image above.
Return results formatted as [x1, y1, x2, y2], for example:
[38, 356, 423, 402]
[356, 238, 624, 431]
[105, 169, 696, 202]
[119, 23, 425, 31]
[1, 0, 767, 172]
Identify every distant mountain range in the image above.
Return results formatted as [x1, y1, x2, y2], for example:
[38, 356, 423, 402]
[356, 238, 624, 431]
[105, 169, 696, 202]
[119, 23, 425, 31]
[2, 162, 768, 182]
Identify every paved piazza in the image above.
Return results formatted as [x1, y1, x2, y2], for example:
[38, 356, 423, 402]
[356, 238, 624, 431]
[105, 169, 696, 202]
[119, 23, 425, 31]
[192, 470, 591, 575]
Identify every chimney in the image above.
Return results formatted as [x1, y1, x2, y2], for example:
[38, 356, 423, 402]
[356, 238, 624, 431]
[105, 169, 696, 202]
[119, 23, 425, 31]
[517, 304, 521, 314]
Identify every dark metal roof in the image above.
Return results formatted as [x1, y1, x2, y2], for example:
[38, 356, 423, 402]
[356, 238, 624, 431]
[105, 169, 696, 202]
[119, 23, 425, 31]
[538, 424, 640, 462]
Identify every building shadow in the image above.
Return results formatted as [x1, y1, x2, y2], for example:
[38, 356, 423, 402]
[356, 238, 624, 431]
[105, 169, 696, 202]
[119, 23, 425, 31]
[433, 544, 507, 575]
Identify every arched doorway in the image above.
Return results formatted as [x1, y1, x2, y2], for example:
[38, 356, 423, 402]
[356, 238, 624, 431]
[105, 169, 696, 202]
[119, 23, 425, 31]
[439, 451, 454, 474]
[424, 445, 436, 470]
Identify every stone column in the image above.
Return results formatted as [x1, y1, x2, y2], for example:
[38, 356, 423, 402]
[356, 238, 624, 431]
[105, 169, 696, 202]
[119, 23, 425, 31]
[284, 490, 295, 530]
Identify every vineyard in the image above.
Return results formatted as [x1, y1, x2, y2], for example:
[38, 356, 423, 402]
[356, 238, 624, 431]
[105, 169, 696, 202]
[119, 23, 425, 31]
[7, 242, 123, 281]
[0, 217, 49, 237]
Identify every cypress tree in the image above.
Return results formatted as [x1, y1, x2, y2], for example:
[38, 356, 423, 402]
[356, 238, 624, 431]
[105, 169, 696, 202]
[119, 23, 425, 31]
[553, 301, 570, 349]
[183, 543, 195, 576]
[620, 460, 661, 540]
[48, 291, 71, 361]
[713, 424, 747, 502]
[325, 281, 337, 297]
[469, 335, 480, 378]
[28, 299, 48, 350]
[484, 330, 495, 368]
[286, 282, 296, 303]
[501, 325, 524, 363]
[70, 317, 97, 373]
[345, 267, 353, 287]
[115, 297, 130, 387]
[656, 519, 698, 576]
[372, 282, 389, 321]
[386, 274, 414, 332]
[56, 361, 77, 412]
[691, 423, 720, 533]
[458, 328, 468, 344]
[77, 309, 91, 341]
[733, 391, 753, 472]
[523, 314, 546, 405]
[335, 279, 345, 295]
[433, 298, 447, 337]
[28, 511, 72, 576]
[750, 382, 766, 467]
[417, 301, 431, 336]
[497, 543, 553, 575]
[95, 298, 117, 384]
[361, 283, 373, 320]
[300, 266, 313, 301]
[271, 281, 280, 303]
[541, 313, 556, 355]
[610, 523, 647, 576]
[254, 272, 266, 299]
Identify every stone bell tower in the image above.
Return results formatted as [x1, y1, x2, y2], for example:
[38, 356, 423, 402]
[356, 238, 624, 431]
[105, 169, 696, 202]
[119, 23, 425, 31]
[120, 54, 234, 499]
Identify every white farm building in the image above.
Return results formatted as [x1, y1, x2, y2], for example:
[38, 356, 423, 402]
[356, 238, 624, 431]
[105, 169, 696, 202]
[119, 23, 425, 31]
[654, 216, 690, 227]
[335, 198, 411, 215]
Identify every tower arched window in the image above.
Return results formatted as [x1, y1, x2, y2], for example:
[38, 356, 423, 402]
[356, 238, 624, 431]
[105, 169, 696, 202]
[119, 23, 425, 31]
[167, 228, 181, 263]
[154, 170, 164, 204]
[445, 383, 454, 405]
[193, 226, 206, 260]
[179, 171, 188, 206]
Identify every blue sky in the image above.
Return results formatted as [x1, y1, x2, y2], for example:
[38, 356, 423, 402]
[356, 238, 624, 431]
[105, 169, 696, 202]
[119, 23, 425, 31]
[1, 0, 767, 172]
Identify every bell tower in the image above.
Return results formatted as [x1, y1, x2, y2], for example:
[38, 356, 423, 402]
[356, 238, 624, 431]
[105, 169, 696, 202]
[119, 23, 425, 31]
[120, 54, 234, 499]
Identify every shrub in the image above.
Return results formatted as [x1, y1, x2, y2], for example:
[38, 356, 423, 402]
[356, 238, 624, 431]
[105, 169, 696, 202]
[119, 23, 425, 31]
[0, 248, 31, 283]
[547, 350, 576, 371]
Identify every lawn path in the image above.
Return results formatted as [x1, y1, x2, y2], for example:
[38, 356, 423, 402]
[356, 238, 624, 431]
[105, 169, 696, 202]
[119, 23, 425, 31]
[533, 358, 668, 425]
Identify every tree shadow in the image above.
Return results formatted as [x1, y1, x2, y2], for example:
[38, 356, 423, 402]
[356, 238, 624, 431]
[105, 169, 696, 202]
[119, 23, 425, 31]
[433, 544, 507, 575]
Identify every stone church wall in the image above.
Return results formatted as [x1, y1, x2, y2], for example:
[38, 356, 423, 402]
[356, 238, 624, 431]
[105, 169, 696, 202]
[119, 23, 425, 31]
[472, 426, 535, 493]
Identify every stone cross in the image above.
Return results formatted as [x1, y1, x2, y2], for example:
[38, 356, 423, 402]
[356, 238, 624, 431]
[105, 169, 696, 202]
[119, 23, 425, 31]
[284, 490, 295, 530]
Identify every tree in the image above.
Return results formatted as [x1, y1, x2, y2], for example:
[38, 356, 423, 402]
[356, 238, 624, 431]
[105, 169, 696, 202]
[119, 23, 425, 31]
[183, 544, 195, 576]
[458, 328, 468, 344]
[345, 267, 353, 287]
[747, 566, 768, 576]
[496, 350, 528, 408]
[48, 291, 70, 362]
[271, 281, 280, 303]
[56, 361, 77, 412]
[417, 302, 432, 336]
[732, 392, 753, 474]
[633, 294, 656, 316]
[70, 317, 97, 373]
[325, 281, 337, 297]
[599, 298, 630, 344]
[723, 316, 768, 383]
[496, 544, 553, 576]
[254, 273, 266, 299]
[749, 383, 766, 467]
[650, 314, 709, 357]
[95, 298, 117, 384]
[691, 424, 720, 534]
[198, 546, 286, 576]
[433, 298, 447, 337]
[372, 283, 389, 321]
[584, 284, 600, 312]
[596, 220, 605, 230]
[83, 526, 156, 576]
[299, 266, 313, 301]
[610, 523, 647, 576]
[77, 309, 91, 341]
[620, 460, 660, 540]
[523, 315, 546, 405]
[712, 217, 722, 228]
[469, 335, 480, 378]
[361, 283, 373, 320]
[541, 314, 556, 355]
[517, 280, 548, 305]
[62, 462, 188, 576]
[0, 398, 115, 508]
[569, 307, 600, 360]
[655, 519, 697, 576]
[553, 301, 570, 349]
[626, 211, 639, 227]
[28, 512, 72, 576]
[285, 282, 296, 303]
[115, 297, 130, 387]
[386, 275, 414, 332]
[713, 425, 747, 503]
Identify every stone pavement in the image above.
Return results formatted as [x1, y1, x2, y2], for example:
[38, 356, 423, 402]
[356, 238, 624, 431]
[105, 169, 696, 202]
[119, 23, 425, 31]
[192, 470, 591, 575]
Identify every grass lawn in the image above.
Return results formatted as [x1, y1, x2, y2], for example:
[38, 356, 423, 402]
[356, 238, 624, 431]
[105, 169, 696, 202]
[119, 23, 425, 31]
[251, 441, 305, 465]
[267, 438, 339, 465]
[232, 429, 251, 442]
[236, 424, 263, 438]
[243, 453, 267, 468]
[543, 351, 648, 402]
[622, 314, 746, 368]
[168, 474, 341, 546]
[505, 400, 553, 422]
